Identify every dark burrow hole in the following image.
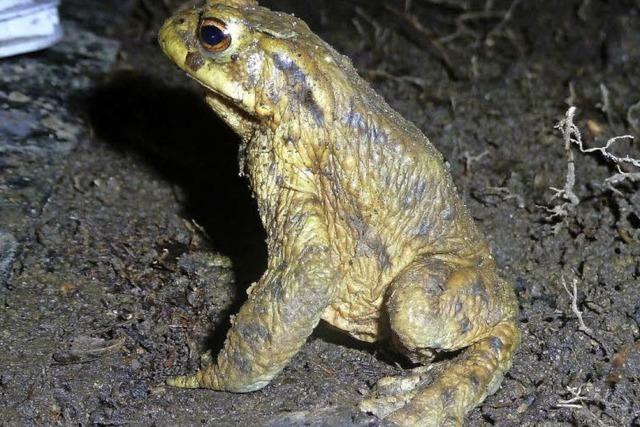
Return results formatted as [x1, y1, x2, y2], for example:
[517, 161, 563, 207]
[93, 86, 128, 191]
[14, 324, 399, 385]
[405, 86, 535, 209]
[627, 212, 640, 229]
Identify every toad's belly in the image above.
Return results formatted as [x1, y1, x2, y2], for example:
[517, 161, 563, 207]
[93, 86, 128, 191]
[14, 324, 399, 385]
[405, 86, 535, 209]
[321, 273, 389, 342]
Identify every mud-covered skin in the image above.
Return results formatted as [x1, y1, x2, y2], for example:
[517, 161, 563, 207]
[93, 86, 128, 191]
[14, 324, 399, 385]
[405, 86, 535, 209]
[159, 1, 520, 425]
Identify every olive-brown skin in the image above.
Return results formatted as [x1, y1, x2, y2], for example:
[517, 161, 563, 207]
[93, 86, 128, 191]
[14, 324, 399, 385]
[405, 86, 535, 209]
[159, 1, 520, 425]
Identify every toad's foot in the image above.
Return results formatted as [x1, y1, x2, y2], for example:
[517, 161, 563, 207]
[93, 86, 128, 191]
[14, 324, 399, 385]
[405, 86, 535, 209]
[360, 323, 518, 426]
[166, 374, 201, 389]
[166, 364, 226, 390]
[359, 365, 438, 419]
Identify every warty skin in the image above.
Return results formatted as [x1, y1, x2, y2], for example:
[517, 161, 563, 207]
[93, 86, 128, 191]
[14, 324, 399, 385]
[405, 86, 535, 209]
[159, 1, 520, 425]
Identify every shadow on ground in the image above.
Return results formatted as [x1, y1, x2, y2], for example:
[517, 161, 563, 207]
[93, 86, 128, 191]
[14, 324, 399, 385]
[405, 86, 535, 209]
[87, 71, 268, 352]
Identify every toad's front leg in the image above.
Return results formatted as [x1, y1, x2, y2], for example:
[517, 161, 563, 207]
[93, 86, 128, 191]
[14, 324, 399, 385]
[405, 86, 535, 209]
[168, 216, 336, 392]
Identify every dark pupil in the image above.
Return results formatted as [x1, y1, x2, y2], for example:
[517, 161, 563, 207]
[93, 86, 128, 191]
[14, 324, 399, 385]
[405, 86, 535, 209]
[200, 25, 225, 46]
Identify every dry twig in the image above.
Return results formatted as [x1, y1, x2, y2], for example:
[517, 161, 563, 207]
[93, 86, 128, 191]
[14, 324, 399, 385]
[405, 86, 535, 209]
[384, 4, 460, 80]
[561, 276, 592, 335]
[462, 149, 488, 173]
[485, 186, 525, 209]
[360, 69, 428, 89]
[556, 383, 618, 427]
[486, 0, 523, 42]
[543, 107, 581, 223]
[556, 384, 590, 409]
[543, 107, 637, 228]
[561, 107, 637, 191]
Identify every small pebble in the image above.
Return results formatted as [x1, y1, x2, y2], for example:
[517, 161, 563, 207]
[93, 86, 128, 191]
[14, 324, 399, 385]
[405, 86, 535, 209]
[8, 91, 31, 103]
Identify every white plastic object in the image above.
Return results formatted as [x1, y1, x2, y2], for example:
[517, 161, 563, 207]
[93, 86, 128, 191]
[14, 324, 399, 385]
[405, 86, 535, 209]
[0, 0, 62, 58]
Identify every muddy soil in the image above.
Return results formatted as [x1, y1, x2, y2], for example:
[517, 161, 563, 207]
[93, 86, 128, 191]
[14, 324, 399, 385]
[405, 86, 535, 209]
[1, 0, 639, 425]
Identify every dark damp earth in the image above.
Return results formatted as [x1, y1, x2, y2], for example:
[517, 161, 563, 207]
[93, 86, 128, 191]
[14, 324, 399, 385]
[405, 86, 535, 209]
[1, 0, 639, 425]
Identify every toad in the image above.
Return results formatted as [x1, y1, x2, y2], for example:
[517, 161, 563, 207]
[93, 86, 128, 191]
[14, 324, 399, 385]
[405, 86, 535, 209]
[159, 1, 520, 425]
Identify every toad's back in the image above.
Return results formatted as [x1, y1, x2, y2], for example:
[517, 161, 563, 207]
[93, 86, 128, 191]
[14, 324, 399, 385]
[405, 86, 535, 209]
[303, 81, 490, 340]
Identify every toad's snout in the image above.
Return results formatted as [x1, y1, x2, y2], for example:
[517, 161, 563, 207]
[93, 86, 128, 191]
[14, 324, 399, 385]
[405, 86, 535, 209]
[158, 11, 198, 68]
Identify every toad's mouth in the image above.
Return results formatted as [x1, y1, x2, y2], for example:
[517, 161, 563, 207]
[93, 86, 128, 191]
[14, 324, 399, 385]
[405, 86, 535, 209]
[199, 81, 239, 105]
[200, 86, 259, 137]
[203, 86, 251, 117]
[191, 75, 244, 113]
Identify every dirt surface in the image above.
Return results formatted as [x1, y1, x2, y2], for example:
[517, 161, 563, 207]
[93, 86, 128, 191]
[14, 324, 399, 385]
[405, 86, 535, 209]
[1, 0, 639, 425]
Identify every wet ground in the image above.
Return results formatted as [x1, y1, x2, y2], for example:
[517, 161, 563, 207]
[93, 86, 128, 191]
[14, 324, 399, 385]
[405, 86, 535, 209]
[1, 0, 639, 425]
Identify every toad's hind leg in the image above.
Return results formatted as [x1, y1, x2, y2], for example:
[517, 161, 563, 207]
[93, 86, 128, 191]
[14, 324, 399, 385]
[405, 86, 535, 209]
[360, 256, 520, 426]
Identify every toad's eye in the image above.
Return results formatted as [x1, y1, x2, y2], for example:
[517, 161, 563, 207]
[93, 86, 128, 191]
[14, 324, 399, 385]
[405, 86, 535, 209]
[199, 18, 231, 52]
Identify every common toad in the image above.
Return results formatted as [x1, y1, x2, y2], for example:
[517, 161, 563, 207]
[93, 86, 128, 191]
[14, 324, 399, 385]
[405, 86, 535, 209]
[159, 1, 520, 425]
